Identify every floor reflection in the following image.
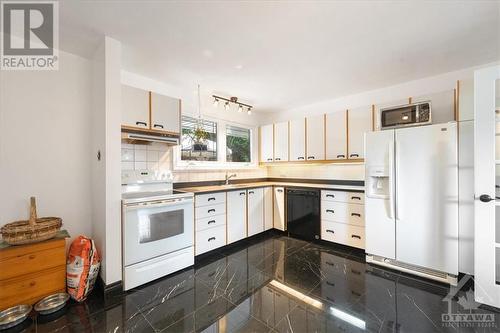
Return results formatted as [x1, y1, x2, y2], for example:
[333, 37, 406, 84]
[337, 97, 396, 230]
[17, 232, 500, 332]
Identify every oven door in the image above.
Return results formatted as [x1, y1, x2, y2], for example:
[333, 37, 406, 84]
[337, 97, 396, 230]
[123, 197, 194, 266]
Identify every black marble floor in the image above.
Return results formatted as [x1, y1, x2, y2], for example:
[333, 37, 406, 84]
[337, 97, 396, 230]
[10, 232, 500, 333]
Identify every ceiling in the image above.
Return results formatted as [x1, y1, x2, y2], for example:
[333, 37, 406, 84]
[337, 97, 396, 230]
[59, 1, 500, 113]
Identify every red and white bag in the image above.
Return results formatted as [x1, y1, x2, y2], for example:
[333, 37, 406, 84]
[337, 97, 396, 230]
[66, 235, 101, 302]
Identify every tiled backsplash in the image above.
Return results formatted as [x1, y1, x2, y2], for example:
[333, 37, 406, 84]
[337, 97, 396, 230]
[121, 141, 267, 183]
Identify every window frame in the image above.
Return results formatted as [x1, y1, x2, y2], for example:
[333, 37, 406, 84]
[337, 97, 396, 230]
[174, 115, 258, 170]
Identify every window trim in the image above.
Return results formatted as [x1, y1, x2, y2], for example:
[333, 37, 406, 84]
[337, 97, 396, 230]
[174, 116, 259, 170]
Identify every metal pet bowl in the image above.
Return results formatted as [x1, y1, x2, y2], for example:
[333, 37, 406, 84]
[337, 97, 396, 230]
[0, 304, 32, 330]
[34, 293, 70, 315]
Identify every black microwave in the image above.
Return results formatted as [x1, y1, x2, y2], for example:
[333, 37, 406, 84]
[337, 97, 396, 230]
[380, 102, 432, 130]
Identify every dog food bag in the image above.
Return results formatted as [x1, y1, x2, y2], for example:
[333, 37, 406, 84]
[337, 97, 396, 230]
[66, 235, 101, 302]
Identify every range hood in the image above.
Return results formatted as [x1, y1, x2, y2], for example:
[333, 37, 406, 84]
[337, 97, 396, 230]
[121, 129, 180, 145]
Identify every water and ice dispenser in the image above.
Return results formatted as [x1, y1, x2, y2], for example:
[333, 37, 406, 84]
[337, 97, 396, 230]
[366, 165, 390, 198]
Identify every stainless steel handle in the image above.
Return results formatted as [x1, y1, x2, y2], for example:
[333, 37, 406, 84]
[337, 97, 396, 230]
[239, 192, 246, 196]
[208, 197, 216, 201]
[336, 154, 345, 158]
[153, 124, 164, 129]
[326, 209, 334, 214]
[277, 189, 283, 193]
[248, 191, 254, 194]
[298, 157, 305, 160]
[208, 237, 216, 242]
[326, 229, 334, 233]
[326, 194, 335, 198]
[207, 220, 216, 225]
[349, 153, 359, 158]
[125, 198, 192, 210]
[135, 121, 147, 127]
[208, 209, 216, 213]
[479, 194, 494, 202]
[307, 156, 315, 159]
[275, 158, 281, 161]
[351, 234, 361, 239]
[351, 213, 361, 217]
[351, 196, 361, 200]
[267, 158, 273, 161]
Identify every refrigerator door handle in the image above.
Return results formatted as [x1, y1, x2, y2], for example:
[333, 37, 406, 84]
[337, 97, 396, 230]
[388, 140, 395, 219]
[394, 140, 400, 220]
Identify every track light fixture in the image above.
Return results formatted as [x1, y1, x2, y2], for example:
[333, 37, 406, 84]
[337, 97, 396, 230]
[212, 95, 253, 115]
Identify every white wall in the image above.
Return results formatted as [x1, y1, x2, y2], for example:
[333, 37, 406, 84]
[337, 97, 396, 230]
[0, 50, 93, 243]
[91, 37, 122, 286]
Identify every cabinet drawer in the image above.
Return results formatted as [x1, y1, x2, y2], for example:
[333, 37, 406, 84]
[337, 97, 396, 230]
[0, 265, 66, 310]
[195, 203, 226, 219]
[196, 214, 226, 232]
[321, 190, 347, 203]
[346, 204, 365, 226]
[195, 192, 226, 207]
[0, 239, 66, 280]
[196, 225, 226, 255]
[321, 221, 365, 249]
[321, 201, 348, 222]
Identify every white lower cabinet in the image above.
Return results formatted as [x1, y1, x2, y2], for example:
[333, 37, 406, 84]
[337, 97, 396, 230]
[227, 190, 247, 244]
[195, 225, 226, 255]
[320, 190, 365, 249]
[247, 188, 264, 236]
[264, 187, 273, 231]
[273, 187, 285, 231]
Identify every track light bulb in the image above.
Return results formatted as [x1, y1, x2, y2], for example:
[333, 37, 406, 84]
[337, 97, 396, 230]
[213, 98, 219, 107]
[247, 109, 252, 115]
[238, 105, 243, 113]
[224, 101, 230, 110]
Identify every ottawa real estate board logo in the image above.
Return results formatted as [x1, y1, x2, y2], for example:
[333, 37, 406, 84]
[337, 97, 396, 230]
[1, 1, 59, 70]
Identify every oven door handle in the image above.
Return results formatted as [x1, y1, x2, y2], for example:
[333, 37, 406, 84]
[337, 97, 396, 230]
[124, 198, 193, 210]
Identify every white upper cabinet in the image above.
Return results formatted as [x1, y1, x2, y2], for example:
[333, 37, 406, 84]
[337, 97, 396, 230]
[122, 85, 150, 129]
[458, 79, 474, 121]
[260, 124, 274, 162]
[348, 106, 372, 159]
[289, 118, 306, 161]
[150, 93, 181, 133]
[227, 190, 247, 244]
[247, 188, 264, 237]
[325, 110, 347, 160]
[274, 122, 289, 162]
[306, 114, 325, 161]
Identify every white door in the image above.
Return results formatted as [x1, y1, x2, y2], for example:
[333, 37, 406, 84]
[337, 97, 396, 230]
[348, 106, 372, 159]
[274, 122, 289, 162]
[395, 123, 458, 275]
[227, 190, 247, 244]
[260, 124, 274, 162]
[122, 85, 150, 129]
[264, 187, 274, 231]
[364, 130, 395, 259]
[274, 187, 285, 231]
[306, 114, 325, 161]
[289, 118, 306, 161]
[474, 65, 500, 307]
[150, 93, 181, 133]
[247, 188, 264, 236]
[325, 110, 347, 160]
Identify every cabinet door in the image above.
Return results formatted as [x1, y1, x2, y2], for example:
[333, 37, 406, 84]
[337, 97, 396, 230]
[325, 110, 347, 160]
[227, 190, 247, 244]
[150, 92, 180, 133]
[273, 187, 285, 231]
[458, 78, 474, 121]
[348, 106, 372, 159]
[122, 85, 150, 129]
[247, 188, 264, 236]
[260, 124, 274, 162]
[264, 187, 273, 231]
[306, 114, 325, 160]
[289, 118, 306, 161]
[274, 122, 289, 162]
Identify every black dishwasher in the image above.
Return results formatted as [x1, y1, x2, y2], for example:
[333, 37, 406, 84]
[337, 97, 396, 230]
[286, 188, 320, 241]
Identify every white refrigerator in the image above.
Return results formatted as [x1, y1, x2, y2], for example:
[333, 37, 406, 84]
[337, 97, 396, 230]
[365, 122, 458, 282]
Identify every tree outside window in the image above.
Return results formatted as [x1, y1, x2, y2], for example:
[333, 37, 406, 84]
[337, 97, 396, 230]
[226, 125, 251, 162]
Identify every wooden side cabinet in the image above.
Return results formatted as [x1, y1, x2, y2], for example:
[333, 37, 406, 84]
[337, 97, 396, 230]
[0, 237, 67, 310]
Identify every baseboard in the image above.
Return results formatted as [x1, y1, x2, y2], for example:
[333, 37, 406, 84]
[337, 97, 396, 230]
[96, 275, 123, 295]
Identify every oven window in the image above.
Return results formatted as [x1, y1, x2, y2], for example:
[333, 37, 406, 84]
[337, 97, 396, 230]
[138, 209, 184, 244]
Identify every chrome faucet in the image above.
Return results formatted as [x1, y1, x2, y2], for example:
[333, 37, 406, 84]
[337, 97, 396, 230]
[225, 173, 237, 185]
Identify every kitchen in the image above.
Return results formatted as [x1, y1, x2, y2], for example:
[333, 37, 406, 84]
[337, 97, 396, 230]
[0, 1, 499, 332]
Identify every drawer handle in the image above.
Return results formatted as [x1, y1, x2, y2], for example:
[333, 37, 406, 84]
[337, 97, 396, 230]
[351, 196, 361, 200]
[153, 124, 164, 129]
[135, 121, 147, 127]
[351, 269, 361, 275]
[351, 213, 361, 217]
[326, 281, 335, 287]
[298, 157, 305, 160]
[326, 209, 334, 214]
[207, 220, 216, 225]
[351, 234, 361, 240]
[208, 209, 216, 213]
[248, 191, 254, 194]
[326, 229, 335, 234]
[307, 156, 315, 159]
[239, 192, 246, 196]
[336, 154, 345, 158]
[267, 158, 273, 161]
[275, 158, 281, 161]
[208, 237, 216, 242]
[349, 153, 359, 158]
[277, 189, 283, 193]
[208, 197, 216, 201]
[326, 194, 335, 198]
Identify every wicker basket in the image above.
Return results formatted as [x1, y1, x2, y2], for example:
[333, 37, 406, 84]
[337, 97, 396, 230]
[0, 197, 62, 245]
